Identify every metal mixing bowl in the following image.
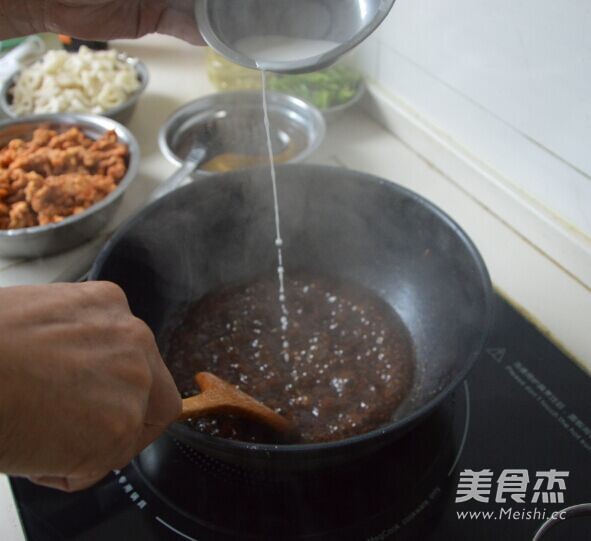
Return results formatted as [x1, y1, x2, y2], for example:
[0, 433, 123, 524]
[0, 114, 140, 259]
[0, 54, 149, 126]
[194, 0, 396, 73]
[158, 91, 326, 172]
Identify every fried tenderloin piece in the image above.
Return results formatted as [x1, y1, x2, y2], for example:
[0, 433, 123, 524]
[0, 127, 128, 229]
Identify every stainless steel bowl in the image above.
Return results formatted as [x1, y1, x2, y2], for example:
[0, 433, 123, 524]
[194, 0, 396, 73]
[0, 114, 140, 258]
[158, 91, 326, 172]
[0, 54, 149, 126]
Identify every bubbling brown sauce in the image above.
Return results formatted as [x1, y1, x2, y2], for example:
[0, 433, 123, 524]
[165, 275, 415, 444]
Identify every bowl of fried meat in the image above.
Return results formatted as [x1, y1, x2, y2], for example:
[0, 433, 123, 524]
[0, 114, 139, 258]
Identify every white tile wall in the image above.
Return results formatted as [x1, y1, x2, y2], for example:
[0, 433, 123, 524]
[349, 0, 591, 240]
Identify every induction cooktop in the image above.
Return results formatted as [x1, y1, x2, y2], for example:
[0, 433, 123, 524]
[9, 295, 591, 540]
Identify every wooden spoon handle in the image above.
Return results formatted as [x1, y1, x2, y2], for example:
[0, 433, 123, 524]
[180, 386, 262, 421]
[179, 393, 213, 421]
[179, 372, 297, 439]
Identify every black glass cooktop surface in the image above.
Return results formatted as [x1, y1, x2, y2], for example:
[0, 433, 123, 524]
[10, 295, 591, 540]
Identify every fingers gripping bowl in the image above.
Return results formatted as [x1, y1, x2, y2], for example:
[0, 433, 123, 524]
[90, 164, 494, 471]
[0, 114, 140, 258]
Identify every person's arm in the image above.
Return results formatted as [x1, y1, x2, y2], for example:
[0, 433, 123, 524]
[0, 2, 42, 39]
[0, 281, 181, 492]
[0, 0, 203, 45]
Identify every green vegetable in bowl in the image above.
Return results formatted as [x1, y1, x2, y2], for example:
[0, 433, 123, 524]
[268, 66, 363, 110]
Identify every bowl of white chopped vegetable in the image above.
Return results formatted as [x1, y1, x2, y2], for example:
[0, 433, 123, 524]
[0, 46, 149, 125]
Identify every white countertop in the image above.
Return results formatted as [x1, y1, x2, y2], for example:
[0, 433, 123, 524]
[1, 34, 590, 540]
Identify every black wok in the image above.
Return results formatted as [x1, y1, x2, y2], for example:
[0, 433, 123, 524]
[90, 164, 494, 471]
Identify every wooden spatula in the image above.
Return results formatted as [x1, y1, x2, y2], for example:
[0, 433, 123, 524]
[180, 372, 298, 440]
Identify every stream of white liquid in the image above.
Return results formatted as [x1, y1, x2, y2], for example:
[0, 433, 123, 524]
[261, 70, 290, 361]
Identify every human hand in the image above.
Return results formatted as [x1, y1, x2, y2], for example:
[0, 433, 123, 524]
[0, 281, 181, 492]
[0, 0, 203, 45]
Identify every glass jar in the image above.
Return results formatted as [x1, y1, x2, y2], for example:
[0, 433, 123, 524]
[206, 49, 262, 91]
